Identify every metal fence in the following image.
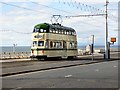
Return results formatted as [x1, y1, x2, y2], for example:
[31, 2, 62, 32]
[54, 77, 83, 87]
[0, 52, 31, 60]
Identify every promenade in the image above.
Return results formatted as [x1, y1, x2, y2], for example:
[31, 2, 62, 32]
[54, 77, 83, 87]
[0, 52, 30, 60]
[0, 48, 119, 60]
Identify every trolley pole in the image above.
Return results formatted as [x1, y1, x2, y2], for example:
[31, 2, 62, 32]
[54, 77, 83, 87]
[105, 0, 109, 60]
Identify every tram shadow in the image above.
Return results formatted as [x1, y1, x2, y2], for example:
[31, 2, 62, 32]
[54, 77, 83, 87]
[42, 56, 106, 61]
[36, 53, 119, 61]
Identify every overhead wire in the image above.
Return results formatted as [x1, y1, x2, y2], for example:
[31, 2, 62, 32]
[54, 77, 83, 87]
[30, 1, 74, 15]
[29, 1, 106, 28]
[58, 0, 107, 26]
[59, 0, 117, 23]
[0, 1, 52, 15]
[59, 0, 118, 31]
[0, 1, 106, 28]
[0, 1, 117, 31]
[0, 29, 32, 34]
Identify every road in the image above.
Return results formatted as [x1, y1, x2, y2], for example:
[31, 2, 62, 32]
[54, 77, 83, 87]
[2, 60, 118, 88]
[1, 52, 119, 76]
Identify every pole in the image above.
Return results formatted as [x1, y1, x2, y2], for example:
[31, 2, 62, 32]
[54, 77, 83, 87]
[13, 44, 15, 52]
[13, 44, 17, 52]
[105, 0, 109, 60]
[91, 35, 94, 61]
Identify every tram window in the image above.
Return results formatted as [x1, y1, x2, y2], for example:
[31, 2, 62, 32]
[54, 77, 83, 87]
[53, 29, 55, 33]
[64, 31, 67, 35]
[70, 42, 72, 48]
[59, 30, 61, 34]
[51, 42, 62, 48]
[45, 41, 49, 48]
[40, 29, 44, 33]
[67, 31, 69, 35]
[56, 42, 59, 48]
[74, 32, 76, 35]
[58, 42, 62, 48]
[56, 30, 58, 33]
[34, 28, 39, 32]
[71, 32, 73, 35]
[50, 41, 53, 48]
[61, 30, 64, 34]
[71, 32, 74, 35]
[58, 30, 60, 34]
[50, 29, 53, 33]
[70, 42, 74, 48]
[69, 31, 71, 35]
[33, 41, 37, 47]
[38, 41, 44, 46]
[63, 41, 66, 48]
[44, 29, 47, 32]
[75, 42, 77, 48]
[53, 42, 56, 47]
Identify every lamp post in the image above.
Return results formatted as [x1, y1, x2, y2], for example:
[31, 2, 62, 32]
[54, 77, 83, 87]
[13, 44, 17, 52]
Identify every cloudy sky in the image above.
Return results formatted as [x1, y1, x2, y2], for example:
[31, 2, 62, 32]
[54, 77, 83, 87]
[0, 0, 119, 46]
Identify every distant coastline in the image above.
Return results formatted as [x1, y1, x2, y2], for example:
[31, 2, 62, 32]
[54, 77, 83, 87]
[0, 45, 118, 53]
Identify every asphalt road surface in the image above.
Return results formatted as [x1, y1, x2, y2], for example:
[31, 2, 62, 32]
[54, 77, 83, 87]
[2, 60, 118, 89]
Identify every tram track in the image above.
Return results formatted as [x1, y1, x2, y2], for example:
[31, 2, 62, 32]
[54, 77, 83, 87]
[1, 60, 61, 68]
[1, 52, 119, 77]
[1, 60, 106, 77]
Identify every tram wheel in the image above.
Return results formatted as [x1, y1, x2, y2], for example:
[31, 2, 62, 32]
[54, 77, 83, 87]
[38, 56, 47, 61]
[67, 56, 74, 60]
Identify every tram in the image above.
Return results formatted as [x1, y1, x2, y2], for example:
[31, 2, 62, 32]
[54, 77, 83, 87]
[30, 23, 78, 60]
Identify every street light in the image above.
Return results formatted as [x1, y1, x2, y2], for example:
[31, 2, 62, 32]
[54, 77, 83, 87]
[13, 44, 17, 52]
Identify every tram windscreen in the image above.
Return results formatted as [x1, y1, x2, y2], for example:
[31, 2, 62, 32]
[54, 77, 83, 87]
[38, 41, 44, 46]
[33, 23, 49, 33]
[33, 28, 39, 32]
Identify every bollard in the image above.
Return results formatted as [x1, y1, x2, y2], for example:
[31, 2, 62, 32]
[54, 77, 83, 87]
[104, 53, 105, 59]
[4, 52, 6, 59]
[9, 53, 11, 59]
[22, 52, 24, 58]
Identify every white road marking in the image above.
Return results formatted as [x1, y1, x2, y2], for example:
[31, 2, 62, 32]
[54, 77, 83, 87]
[95, 69, 99, 72]
[1, 59, 31, 63]
[113, 66, 117, 68]
[3, 60, 117, 78]
[77, 79, 81, 81]
[10, 87, 22, 90]
[65, 75, 72, 78]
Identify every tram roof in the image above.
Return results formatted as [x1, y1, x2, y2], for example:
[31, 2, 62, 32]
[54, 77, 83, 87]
[34, 23, 75, 32]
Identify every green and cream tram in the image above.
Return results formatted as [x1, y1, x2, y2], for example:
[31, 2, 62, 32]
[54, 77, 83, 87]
[30, 23, 78, 60]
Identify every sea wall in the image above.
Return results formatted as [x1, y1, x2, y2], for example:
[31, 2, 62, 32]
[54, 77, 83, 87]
[0, 48, 119, 60]
[0, 52, 31, 60]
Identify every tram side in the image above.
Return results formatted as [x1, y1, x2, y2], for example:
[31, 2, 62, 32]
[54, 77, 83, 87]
[30, 23, 78, 60]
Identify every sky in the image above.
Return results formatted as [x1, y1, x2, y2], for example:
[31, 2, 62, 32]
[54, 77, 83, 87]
[0, 0, 119, 46]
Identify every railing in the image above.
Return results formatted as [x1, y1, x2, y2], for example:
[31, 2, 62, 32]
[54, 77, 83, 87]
[0, 48, 119, 60]
[78, 48, 119, 56]
[0, 52, 31, 60]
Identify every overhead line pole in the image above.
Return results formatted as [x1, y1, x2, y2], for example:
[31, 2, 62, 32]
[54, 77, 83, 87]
[105, 0, 109, 60]
[65, 0, 109, 60]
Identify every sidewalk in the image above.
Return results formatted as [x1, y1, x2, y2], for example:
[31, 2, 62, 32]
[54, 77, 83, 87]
[0, 58, 31, 63]
[0, 53, 103, 63]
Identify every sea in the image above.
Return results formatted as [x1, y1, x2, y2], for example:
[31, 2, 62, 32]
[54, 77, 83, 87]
[0, 46, 118, 53]
[0, 46, 31, 53]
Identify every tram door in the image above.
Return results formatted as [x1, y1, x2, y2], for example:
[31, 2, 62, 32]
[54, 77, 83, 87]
[63, 41, 67, 57]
